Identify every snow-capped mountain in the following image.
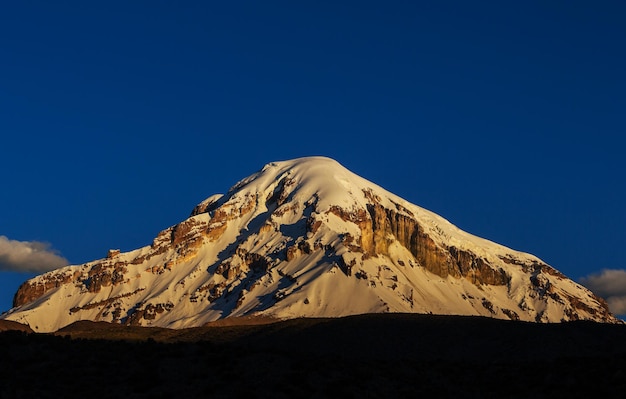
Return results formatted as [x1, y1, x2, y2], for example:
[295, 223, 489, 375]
[2, 157, 618, 332]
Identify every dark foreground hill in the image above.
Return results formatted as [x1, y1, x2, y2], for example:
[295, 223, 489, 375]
[0, 320, 32, 333]
[1, 314, 625, 398]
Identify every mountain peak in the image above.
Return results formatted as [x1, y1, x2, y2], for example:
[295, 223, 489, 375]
[2, 158, 619, 331]
[228, 156, 370, 205]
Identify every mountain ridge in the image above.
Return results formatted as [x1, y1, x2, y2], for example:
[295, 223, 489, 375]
[2, 157, 618, 331]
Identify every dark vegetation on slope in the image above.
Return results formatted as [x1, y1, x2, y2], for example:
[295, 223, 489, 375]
[1, 314, 625, 398]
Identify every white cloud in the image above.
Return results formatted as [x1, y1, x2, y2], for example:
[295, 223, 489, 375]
[605, 296, 626, 317]
[580, 269, 626, 315]
[0, 235, 68, 273]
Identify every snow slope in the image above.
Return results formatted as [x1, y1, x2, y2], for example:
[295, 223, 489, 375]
[2, 157, 618, 332]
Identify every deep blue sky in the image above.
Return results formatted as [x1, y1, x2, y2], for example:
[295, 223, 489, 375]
[1, 1, 624, 314]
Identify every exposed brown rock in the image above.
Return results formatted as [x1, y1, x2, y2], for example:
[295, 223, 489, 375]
[171, 219, 200, 245]
[130, 255, 147, 265]
[69, 288, 145, 315]
[277, 269, 297, 283]
[273, 204, 298, 217]
[259, 222, 275, 234]
[235, 291, 246, 310]
[338, 255, 357, 276]
[502, 308, 520, 321]
[481, 298, 495, 314]
[124, 302, 174, 326]
[107, 249, 121, 259]
[236, 248, 273, 273]
[563, 292, 613, 322]
[13, 272, 76, 308]
[207, 282, 227, 303]
[217, 194, 257, 221]
[329, 203, 510, 286]
[205, 222, 228, 242]
[266, 177, 296, 206]
[306, 217, 322, 235]
[201, 193, 258, 243]
[152, 228, 172, 250]
[85, 261, 128, 293]
[362, 188, 381, 204]
[286, 245, 300, 261]
[355, 270, 368, 280]
[190, 196, 222, 216]
[449, 247, 509, 286]
[391, 200, 415, 217]
[298, 240, 312, 254]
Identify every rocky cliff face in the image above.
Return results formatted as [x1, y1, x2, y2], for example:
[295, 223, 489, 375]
[3, 157, 618, 332]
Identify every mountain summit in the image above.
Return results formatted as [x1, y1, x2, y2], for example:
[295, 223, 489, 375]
[2, 157, 618, 331]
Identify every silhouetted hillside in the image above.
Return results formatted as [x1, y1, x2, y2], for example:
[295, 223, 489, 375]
[1, 314, 625, 398]
[0, 320, 33, 333]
